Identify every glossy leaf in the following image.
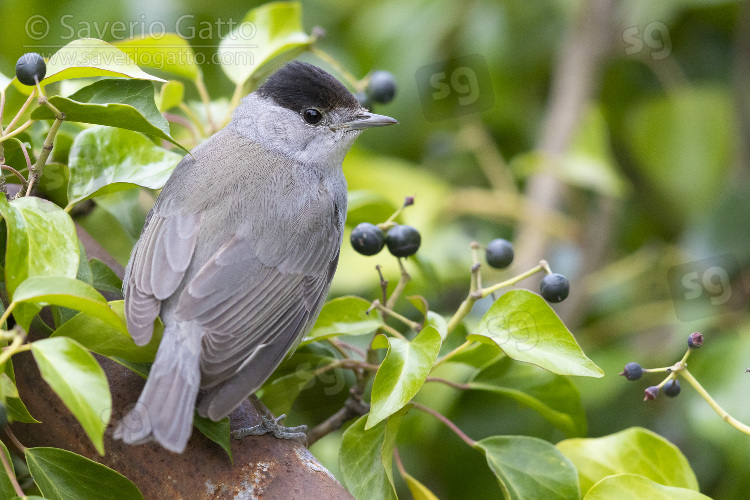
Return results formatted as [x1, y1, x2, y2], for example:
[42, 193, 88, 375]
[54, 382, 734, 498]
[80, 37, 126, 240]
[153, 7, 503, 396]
[0, 441, 17, 499]
[114, 34, 200, 81]
[158, 80, 185, 112]
[425, 311, 448, 340]
[259, 352, 337, 416]
[2, 360, 39, 423]
[340, 407, 409, 500]
[90, 258, 124, 295]
[401, 471, 439, 500]
[0, 197, 79, 331]
[556, 427, 699, 494]
[475, 435, 580, 500]
[13, 276, 126, 333]
[584, 474, 711, 500]
[31, 338, 112, 455]
[469, 290, 603, 378]
[43, 38, 165, 86]
[467, 356, 587, 437]
[31, 79, 185, 150]
[51, 300, 161, 363]
[302, 296, 381, 344]
[219, 2, 314, 85]
[94, 189, 149, 240]
[193, 414, 233, 463]
[67, 126, 183, 204]
[25, 447, 143, 499]
[367, 326, 441, 429]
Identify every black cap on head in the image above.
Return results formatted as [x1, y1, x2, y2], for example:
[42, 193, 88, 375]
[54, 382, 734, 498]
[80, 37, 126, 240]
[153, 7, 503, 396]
[257, 61, 360, 114]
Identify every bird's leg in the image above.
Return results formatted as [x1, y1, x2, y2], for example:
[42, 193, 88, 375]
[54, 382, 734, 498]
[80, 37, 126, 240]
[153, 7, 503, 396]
[231, 394, 308, 441]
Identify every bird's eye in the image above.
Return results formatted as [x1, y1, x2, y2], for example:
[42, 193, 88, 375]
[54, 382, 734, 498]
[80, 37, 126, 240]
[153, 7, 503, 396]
[303, 108, 323, 124]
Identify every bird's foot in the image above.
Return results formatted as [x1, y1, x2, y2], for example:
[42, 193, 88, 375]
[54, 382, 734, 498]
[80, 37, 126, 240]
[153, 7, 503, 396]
[231, 394, 307, 441]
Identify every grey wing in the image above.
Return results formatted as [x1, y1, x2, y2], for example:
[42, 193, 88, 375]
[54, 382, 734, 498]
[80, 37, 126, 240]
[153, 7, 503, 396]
[123, 211, 201, 345]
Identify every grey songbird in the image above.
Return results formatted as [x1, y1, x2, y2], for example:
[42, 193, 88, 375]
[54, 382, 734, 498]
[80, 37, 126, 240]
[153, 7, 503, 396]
[113, 61, 397, 452]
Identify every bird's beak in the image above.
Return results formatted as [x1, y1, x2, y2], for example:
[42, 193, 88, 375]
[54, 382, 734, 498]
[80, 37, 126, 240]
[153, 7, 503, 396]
[336, 112, 398, 130]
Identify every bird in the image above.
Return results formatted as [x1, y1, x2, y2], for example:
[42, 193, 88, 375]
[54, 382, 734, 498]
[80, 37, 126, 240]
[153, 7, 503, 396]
[113, 61, 397, 452]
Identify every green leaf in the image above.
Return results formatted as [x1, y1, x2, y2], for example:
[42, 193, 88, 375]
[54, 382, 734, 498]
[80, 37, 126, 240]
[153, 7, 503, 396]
[157, 80, 185, 112]
[193, 414, 232, 463]
[401, 471, 439, 500]
[25, 447, 143, 499]
[346, 190, 398, 229]
[0, 441, 17, 499]
[67, 126, 183, 205]
[2, 361, 39, 423]
[367, 326, 441, 429]
[31, 338, 112, 455]
[467, 356, 587, 437]
[13, 276, 126, 333]
[0, 197, 79, 331]
[302, 296, 382, 344]
[219, 2, 314, 86]
[340, 407, 409, 500]
[259, 352, 336, 416]
[425, 311, 448, 340]
[0, 72, 10, 92]
[51, 300, 161, 363]
[30, 79, 185, 150]
[43, 38, 165, 86]
[556, 427, 700, 495]
[475, 435, 580, 500]
[583, 474, 711, 500]
[90, 258, 124, 295]
[94, 189, 149, 241]
[469, 290, 603, 378]
[114, 34, 200, 81]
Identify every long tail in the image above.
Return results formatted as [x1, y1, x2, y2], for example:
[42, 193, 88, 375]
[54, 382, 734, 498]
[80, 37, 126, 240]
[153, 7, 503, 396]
[113, 321, 202, 453]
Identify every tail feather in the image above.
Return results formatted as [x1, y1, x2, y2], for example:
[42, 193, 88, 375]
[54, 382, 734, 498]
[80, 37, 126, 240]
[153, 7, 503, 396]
[114, 322, 202, 453]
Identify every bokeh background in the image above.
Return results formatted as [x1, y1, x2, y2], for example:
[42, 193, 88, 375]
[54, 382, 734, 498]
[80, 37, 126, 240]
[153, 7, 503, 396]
[1, 0, 749, 498]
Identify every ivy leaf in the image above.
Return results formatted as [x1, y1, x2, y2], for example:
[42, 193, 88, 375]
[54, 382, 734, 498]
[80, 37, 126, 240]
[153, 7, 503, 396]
[467, 356, 587, 437]
[31, 338, 112, 455]
[401, 470, 439, 500]
[556, 427, 700, 495]
[474, 435, 580, 500]
[114, 34, 200, 81]
[469, 290, 603, 378]
[193, 414, 233, 463]
[259, 352, 336, 416]
[67, 126, 183, 205]
[51, 301, 161, 363]
[157, 80, 185, 112]
[94, 189, 149, 241]
[302, 296, 381, 344]
[31, 79, 185, 151]
[0, 441, 17, 499]
[340, 407, 410, 500]
[367, 326, 441, 429]
[25, 447, 143, 499]
[347, 190, 398, 228]
[2, 361, 39, 423]
[90, 258, 124, 295]
[219, 2, 314, 86]
[13, 276, 127, 333]
[584, 474, 711, 500]
[0, 197, 79, 331]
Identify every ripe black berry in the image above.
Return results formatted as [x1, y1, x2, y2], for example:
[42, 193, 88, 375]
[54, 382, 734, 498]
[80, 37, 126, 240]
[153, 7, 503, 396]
[664, 379, 681, 397]
[688, 332, 703, 349]
[485, 239, 514, 269]
[15, 52, 47, 86]
[619, 362, 643, 381]
[350, 223, 385, 256]
[643, 386, 659, 401]
[367, 71, 396, 104]
[385, 224, 421, 258]
[540, 273, 570, 303]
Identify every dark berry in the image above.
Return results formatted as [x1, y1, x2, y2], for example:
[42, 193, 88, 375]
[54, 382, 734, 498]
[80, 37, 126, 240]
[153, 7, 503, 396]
[15, 52, 47, 86]
[485, 239, 514, 269]
[664, 379, 681, 397]
[354, 91, 372, 110]
[688, 332, 703, 349]
[643, 386, 659, 401]
[367, 71, 396, 104]
[540, 273, 570, 303]
[619, 362, 643, 381]
[350, 223, 385, 256]
[385, 224, 421, 258]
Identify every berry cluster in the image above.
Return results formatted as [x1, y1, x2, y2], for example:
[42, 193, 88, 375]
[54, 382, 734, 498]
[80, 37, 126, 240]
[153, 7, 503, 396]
[620, 332, 703, 401]
[350, 197, 420, 259]
[15, 52, 46, 86]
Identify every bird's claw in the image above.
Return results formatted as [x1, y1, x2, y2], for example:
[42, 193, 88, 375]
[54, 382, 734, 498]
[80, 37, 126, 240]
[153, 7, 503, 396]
[231, 412, 308, 441]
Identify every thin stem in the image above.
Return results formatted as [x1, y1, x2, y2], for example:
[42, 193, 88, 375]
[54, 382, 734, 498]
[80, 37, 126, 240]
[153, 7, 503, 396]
[385, 259, 411, 310]
[370, 301, 421, 332]
[0, 432, 23, 496]
[8, 137, 33, 172]
[27, 114, 64, 196]
[194, 73, 215, 133]
[0, 303, 16, 332]
[1, 166, 27, 185]
[306, 388, 370, 447]
[393, 447, 407, 476]
[5, 426, 26, 454]
[425, 377, 471, 391]
[164, 112, 200, 143]
[412, 402, 476, 447]
[178, 102, 206, 137]
[326, 339, 351, 360]
[309, 47, 362, 91]
[313, 359, 379, 377]
[480, 261, 548, 299]
[378, 324, 408, 342]
[5, 90, 36, 134]
[376, 265, 389, 308]
[0, 89, 5, 135]
[680, 369, 750, 435]
[434, 340, 472, 368]
[0, 120, 34, 145]
[331, 339, 367, 359]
